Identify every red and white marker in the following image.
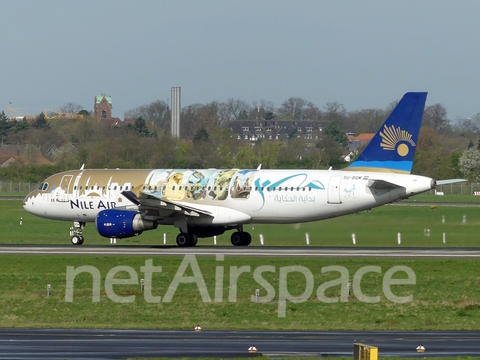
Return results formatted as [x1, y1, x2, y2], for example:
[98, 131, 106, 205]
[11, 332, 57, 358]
[416, 345, 425, 352]
[248, 345, 257, 353]
[195, 325, 202, 332]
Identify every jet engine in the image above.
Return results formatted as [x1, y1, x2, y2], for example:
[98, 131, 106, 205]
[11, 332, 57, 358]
[95, 209, 157, 239]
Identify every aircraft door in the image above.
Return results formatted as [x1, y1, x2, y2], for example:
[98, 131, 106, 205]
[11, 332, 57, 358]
[58, 175, 73, 202]
[327, 175, 342, 204]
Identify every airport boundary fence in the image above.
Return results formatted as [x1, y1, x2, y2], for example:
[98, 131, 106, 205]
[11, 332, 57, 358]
[0, 181, 40, 194]
[433, 182, 480, 195]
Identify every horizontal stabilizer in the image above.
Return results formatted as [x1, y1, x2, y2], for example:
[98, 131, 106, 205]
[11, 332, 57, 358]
[436, 179, 467, 186]
[367, 179, 404, 190]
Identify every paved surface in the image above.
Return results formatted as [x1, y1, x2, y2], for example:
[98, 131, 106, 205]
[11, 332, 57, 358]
[1, 244, 480, 258]
[0, 329, 479, 359]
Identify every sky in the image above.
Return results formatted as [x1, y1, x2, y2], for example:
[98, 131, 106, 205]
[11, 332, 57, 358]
[2, 0, 480, 121]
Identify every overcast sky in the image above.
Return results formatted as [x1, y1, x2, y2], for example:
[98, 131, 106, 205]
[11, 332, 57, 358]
[2, 1, 480, 121]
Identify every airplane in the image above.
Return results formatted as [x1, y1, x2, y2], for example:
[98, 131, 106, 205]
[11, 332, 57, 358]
[22, 92, 462, 247]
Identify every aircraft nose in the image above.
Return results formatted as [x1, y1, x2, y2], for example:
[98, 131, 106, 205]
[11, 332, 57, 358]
[23, 190, 40, 212]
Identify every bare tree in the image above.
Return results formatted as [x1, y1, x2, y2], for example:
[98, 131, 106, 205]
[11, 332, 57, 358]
[60, 102, 84, 114]
[323, 101, 347, 121]
[125, 100, 170, 131]
[250, 99, 276, 120]
[423, 103, 449, 133]
[218, 98, 250, 123]
[278, 97, 318, 121]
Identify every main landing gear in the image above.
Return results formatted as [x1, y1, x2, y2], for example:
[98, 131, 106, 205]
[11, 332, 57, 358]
[175, 230, 252, 247]
[176, 232, 198, 247]
[230, 231, 251, 246]
[70, 221, 85, 246]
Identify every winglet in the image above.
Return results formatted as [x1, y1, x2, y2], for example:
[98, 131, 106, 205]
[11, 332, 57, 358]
[346, 92, 427, 174]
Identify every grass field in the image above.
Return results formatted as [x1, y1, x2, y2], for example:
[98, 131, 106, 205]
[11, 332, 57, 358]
[0, 255, 478, 330]
[2, 200, 480, 246]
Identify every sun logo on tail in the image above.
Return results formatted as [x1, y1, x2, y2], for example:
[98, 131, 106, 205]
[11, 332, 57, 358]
[379, 124, 416, 156]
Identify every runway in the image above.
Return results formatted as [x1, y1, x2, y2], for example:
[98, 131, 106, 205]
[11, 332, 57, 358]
[1, 244, 480, 258]
[0, 328, 479, 359]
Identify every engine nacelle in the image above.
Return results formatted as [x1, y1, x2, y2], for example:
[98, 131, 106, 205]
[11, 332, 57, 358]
[96, 209, 157, 239]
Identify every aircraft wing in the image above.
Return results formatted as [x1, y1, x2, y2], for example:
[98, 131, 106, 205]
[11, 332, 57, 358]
[122, 190, 213, 217]
[436, 179, 467, 185]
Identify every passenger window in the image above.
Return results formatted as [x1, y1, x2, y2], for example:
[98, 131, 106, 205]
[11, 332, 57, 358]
[114, 186, 117, 190]
[179, 186, 182, 191]
[74, 186, 77, 190]
[119, 186, 123, 190]
[80, 186, 83, 190]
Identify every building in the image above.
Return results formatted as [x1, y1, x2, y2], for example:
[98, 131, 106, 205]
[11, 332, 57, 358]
[347, 133, 375, 150]
[94, 94, 112, 120]
[0, 145, 52, 167]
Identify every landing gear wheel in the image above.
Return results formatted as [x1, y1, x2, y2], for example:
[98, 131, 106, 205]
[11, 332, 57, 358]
[191, 234, 198, 246]
[176, 232, 191, 247]
[71, 235, 81, 245]
[231, 232, 252, 246]
[243, 232, 252, 246]
[231, 232, 243, 246]
[78, 236, 84, 245]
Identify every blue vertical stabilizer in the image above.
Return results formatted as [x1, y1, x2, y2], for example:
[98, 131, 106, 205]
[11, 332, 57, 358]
[346, 92, 427, 174]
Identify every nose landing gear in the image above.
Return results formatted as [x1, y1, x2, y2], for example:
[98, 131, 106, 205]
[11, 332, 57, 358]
[70, 221, 85, 245]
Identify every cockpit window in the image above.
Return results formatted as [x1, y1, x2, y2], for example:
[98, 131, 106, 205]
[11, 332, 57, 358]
[42, 183, 49, 191]
[38, 183, 44, 190]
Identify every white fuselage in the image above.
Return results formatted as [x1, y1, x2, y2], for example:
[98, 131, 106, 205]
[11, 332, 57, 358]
[23, 168, 434, 227]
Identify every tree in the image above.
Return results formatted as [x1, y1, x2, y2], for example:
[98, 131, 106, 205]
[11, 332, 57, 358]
[218, 98, 250, 123]
[322, 121, 348, 146]
[60, 102, 83, 115]
[193, 127, 209, 143]
[250, 100, 276, 120]
[278, 97, 319, 121]
[323, 101, 347, 121]
[125, 100, 170, 133]
[32, 112, 49, 129]
[134, 117, 149, 137]
[459, 147, 480, 181]
[347, 108, 386, 134]
[0, 111, 11, 144]
[423, 104, 449, 133]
